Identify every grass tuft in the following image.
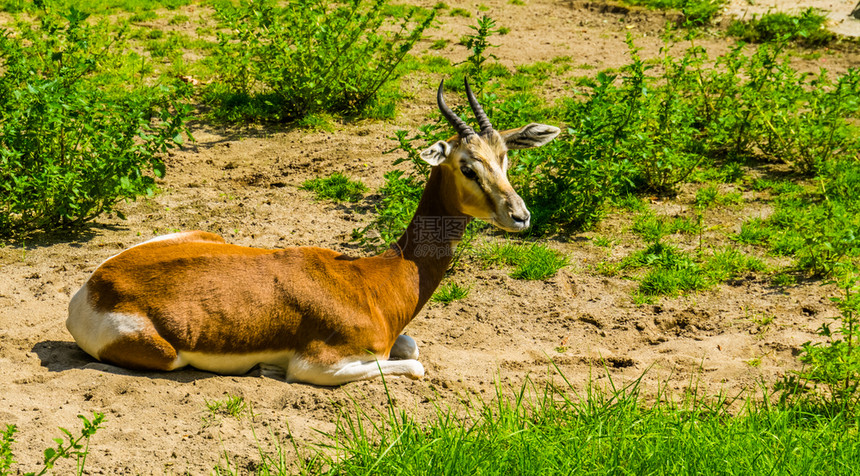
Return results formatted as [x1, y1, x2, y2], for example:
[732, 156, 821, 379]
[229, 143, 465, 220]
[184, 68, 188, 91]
[477, 242, 569, 280]
[300, 173, 368, 203]
[234, 371, 860, 475]
[431, 282, 471, 303]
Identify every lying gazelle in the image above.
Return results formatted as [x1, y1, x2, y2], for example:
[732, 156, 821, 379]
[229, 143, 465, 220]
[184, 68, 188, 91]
[66, 79, 560, 386]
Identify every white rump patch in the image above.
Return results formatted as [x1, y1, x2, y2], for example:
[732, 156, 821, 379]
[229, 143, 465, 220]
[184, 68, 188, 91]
[66, 284, 149, 360]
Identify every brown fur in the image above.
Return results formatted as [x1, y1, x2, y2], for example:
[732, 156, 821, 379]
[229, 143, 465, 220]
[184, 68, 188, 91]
[85, 169, 460, 368]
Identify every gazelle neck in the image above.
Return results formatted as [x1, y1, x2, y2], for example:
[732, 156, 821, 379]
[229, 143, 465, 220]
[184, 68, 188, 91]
[390, 166, 471, 312]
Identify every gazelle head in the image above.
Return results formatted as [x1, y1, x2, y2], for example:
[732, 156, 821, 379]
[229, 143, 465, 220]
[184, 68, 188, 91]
[420, 79, 560, 232]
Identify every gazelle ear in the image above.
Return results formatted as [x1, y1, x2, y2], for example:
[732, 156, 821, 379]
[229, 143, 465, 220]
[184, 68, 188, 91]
[501, 123, 561, 150]
[420, 140, 452, 166]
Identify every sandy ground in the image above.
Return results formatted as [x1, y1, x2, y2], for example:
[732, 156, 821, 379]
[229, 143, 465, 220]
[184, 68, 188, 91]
[2, 0, 860, 474]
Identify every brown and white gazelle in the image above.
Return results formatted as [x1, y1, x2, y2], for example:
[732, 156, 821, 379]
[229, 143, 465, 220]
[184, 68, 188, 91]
[66, 80, 560, 386]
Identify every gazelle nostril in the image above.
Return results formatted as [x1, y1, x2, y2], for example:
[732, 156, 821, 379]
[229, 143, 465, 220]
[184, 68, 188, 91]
[512, 211, 530, 223]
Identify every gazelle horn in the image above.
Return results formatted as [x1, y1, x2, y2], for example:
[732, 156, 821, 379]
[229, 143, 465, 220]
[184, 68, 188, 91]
[464, 78, 493, 134]
[437, 80, 476, 139]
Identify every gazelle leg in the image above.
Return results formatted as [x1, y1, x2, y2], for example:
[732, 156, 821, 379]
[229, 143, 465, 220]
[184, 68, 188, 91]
[286, 356, 424, 386]
[390, 334, 419, 360]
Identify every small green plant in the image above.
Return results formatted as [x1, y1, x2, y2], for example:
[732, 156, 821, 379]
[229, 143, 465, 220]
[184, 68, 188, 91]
[449, 7, 470, 17]
[771, 272, 796, 287]
[168, 14, 189, 24]
[459, 15, 501, 94]
[431, 282, 470, 303]
[1, 425, 14, 473]
[205, 395, 247, 419]
[695, 184, 743, 209]
[733, 218, 772, 246]
[631, 212, 700, 243]
[592, 236, 613, 248]
[0, 412, 105, 475]
[794, 269, 860, 409]
[300, 173, 368, 202]
[430, 39, 449, 50]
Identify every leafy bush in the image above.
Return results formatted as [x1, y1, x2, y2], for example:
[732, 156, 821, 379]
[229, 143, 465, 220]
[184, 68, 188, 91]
[515, 36, 860, 236]
[206, 0, 434, 123]
[621, 0, 726, 25]
[301, 173, 368, 202]
[0, 9, 190, 236]
[727, 8, 835, 46]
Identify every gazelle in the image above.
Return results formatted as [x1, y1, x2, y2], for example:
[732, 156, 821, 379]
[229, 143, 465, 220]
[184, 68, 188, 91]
[66, 79, 560, 386]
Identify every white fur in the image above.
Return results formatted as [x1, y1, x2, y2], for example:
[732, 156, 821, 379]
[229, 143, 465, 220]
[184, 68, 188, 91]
[66, 285, 149, 360]
[175, 349, 296, 375]
[176, 350, 423, 385]
[287, 355, 425, 386]
[420, 140, 452, 165]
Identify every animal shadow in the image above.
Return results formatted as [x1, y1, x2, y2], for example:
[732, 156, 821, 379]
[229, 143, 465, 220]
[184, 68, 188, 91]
[31, 340, 220, 383]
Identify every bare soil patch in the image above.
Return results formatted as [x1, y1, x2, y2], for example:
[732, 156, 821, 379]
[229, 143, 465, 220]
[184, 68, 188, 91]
[2, 0, 859, 473]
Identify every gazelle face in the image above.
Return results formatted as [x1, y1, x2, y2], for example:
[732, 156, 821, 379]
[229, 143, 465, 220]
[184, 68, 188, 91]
[420, 80, 561, 232]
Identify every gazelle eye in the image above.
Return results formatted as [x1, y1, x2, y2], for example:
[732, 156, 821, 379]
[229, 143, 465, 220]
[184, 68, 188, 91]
[460, 165, 477, 180]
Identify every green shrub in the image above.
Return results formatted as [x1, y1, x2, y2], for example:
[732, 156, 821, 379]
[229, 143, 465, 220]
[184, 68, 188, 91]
[727, 8, 835, 46]
[352, 126, 446, 250]
[0, 9, 190, 236]
[621, 0, 726, 25]
[206, 0, 434, 123]
[301, 173, 368, 202]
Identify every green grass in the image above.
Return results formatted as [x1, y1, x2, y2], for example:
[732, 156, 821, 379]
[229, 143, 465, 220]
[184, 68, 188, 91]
[695, 184, 744, 209]
[0, 0, 190, 13]
[223, 373, 860, 475]
[300, 173, 368, 203]
[631, 212, 701, 243]
[205, 395, 247, 419]
[431, 282, 470, 303]
[477, 242, 569, 280]
[619, 242, 765, 298]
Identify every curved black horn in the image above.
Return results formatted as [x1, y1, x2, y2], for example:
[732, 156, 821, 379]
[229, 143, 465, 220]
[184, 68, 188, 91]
[465, 78, 493, 133]
[437, 80, 475, 139]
